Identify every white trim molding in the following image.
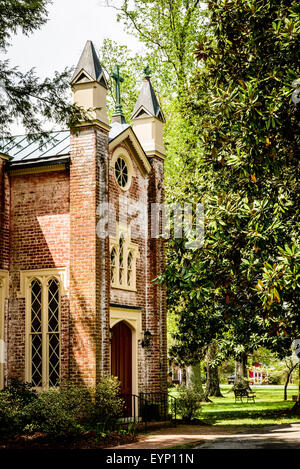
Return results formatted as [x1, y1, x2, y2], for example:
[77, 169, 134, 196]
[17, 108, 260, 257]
[109, 127, 151, 176]
[18, 267, 69, 298]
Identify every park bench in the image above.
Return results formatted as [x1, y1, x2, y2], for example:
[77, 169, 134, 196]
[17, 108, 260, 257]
[234, 389, 256, 403]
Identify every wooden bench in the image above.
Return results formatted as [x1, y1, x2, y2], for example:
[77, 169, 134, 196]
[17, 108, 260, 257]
[234, 389, 256, 403]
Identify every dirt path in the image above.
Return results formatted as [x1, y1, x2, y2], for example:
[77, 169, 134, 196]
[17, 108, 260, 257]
[111, 422, 300, 450]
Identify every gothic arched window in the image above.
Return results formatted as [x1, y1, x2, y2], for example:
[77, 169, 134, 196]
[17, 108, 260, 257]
[27, 275, 61, 388]
[115, 157, 128, 188]
[110, 225, 138, 291]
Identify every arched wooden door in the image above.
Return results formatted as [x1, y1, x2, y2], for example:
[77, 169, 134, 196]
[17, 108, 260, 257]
[111, 321, 132, 415]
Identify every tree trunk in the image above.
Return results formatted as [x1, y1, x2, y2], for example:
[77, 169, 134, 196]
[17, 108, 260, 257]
[234, 352, 248, 388]
[284, 363, 298, 401]
[205, 343, 223, 398]
[186, 363, 207, 400]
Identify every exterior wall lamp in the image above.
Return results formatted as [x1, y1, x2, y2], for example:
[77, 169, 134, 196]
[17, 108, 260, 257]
[141, 330, 152, 348]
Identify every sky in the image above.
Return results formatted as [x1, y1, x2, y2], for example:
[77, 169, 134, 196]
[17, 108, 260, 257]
[6, 0, 141, 133]
[8, 0, 139, 77]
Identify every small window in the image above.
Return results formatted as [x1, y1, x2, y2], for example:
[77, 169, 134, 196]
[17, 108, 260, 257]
[119, 236, 124, 284]
[127, 251, 133, 286]
[115, 157, 128, 188]
[111, 248, 116, 283]
[110, 225, 138, 291]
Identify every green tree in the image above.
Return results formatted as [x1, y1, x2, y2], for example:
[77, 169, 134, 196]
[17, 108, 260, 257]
[106, 0, 204, 91]
[161, 0, 300, 375]
[104, 0, 206, 181]
[0, 0, 83, 139]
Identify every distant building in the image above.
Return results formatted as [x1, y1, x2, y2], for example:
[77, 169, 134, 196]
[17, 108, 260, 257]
[248, 363, 267, 385]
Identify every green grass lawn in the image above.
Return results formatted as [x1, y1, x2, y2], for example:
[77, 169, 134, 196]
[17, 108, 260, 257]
[170, 384, 300, 427]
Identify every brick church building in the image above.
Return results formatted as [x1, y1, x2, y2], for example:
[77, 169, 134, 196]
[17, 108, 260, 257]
[0, 41, 167, 397]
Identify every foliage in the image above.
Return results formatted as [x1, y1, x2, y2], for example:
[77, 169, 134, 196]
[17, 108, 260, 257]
[26, 386, 92, 438]
[0, 379, 38, 437]
[107, 0, 204, 91]
[3, 378, 38, 405]
[160, 0, 300, 364]
[0, 390, 25, 438]
[0, 376, 125, 439]
[0, 0, 85, 139]
[102, 1, 206, 183]
[91, 375, 124, 426]
[175, 385, 202, 421]
[266, 371, 282, 385]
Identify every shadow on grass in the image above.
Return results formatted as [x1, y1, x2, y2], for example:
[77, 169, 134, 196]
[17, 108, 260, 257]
[201, 402, 297, 426]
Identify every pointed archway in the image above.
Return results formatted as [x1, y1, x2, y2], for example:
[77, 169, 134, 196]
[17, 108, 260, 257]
[111, 321, 132, 396]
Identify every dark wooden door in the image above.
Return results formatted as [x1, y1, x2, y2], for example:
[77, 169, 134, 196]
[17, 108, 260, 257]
[111, 321, 132, 415]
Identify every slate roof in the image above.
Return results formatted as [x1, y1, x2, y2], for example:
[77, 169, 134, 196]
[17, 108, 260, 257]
[108, 122, 130, 142]
[131, 77, 165, 122]
[71, 40, 107, 88]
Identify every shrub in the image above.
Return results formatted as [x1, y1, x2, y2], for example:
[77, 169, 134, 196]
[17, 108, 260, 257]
[4, 378, 38, 405]
[0, 380, 37, 438]
[27, 386, 92, 438]
[175, 385, 202, 422]
[0, 377, 125, 439]
[0, 390, 25, 438]
[91, 375, 124, 427]
[266, 371, 282, 385]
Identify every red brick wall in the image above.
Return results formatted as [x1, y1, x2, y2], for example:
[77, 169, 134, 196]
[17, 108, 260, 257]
[7, 169, 70, 383]
[146, 156, 167, 393]
[69, 125, 110, 387]
[108, 144, 167, 394]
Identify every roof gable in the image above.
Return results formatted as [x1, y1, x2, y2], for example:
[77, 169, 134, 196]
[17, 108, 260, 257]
[109, 123, 151, 176]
